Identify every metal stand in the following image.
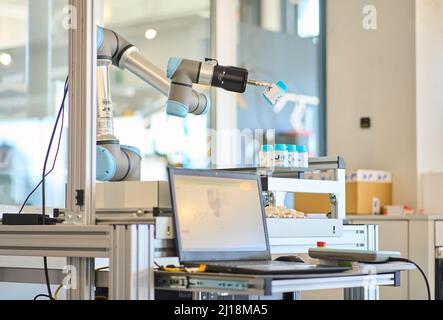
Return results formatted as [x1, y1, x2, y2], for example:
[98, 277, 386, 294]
[0, 223, 155, 300]
[67, 257, 95, 300]
[0, 223, 405, 300]
[344, 286, 379, 300]
[63, 0, 98, 300]
[109, 224, 154, 300]
[223, 157, 346, 238]
[263, 156, 346, 221]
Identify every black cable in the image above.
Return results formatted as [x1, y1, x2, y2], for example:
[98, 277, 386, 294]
[389, 257, 431, 300]
[17, 78, 67, 214]
[36, 76, 69, 301]
[42, 78, 69, 222]
[42, 256, 54, 300]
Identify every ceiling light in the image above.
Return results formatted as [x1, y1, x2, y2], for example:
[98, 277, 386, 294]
[144, 29, 157, 40]
[0, 53, 12, 66]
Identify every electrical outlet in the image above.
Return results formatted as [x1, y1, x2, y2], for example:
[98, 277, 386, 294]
[360, 117, 371, 129]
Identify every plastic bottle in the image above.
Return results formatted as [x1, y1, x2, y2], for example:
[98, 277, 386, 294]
[287, 145, 298, 168]
[296, 145, 309, 168]
[274, 144, 289, 167]
[259, 145, 274, 168]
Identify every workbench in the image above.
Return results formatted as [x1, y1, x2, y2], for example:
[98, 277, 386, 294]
[154, 262, 415, 300]
[0, 260, 414, 300]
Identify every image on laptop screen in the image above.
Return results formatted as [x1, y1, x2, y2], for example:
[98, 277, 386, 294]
[169, 170, 269, 261]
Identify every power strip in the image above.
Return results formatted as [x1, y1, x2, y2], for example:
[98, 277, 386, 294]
[1, 214, 56, 225]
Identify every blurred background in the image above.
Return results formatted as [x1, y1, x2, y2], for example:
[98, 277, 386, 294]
[1, 0, 443, 301]
[0, 0, 325, 210]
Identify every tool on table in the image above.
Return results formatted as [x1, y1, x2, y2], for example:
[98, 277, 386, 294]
[155, 263, 207, 273]
[308, 248, 401, 263]
[308, 248, 431, 300]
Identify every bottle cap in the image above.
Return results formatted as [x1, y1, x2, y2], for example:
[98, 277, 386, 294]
[286, 144, 298, 152]
[261, 145, 274, 152]
[274, 144, 287, 152]
[317, 241, 327, 248]
[276, 80, 288, 93]
[296, 145, 307, 153]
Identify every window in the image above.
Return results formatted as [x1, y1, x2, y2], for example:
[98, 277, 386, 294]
[237, 0, 326, 157]
[0, 0, 69, 210]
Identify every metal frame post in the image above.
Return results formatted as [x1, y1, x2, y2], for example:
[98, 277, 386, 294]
[66, 0, 97, 225]
[109, 224, 155, 300]
[344, 225, 380, 300]
[66, 257, 95, 300]
[333, 168, 346, 219]
[66, 0, 98, 300]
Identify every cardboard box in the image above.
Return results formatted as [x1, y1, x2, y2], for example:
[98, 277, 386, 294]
[293, 193, 331, 214]
[293, 171, 334, 214]
[346, 170, 392, 215]
[294, 170, 392, 215]
[346, 180, 392, 215]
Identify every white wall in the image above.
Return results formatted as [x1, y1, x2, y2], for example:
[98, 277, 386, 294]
[416, 0, 443, 209]
[327, 0, 418, 208]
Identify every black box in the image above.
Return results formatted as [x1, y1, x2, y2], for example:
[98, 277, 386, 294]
[1, 214, 55, 225]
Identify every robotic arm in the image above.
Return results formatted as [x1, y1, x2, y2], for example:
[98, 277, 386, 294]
[95, 27, 286, 182]
[96, 27, 213, 182]
[96, 27, 221, 124]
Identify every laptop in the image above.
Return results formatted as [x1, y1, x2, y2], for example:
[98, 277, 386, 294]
[167, 167, 350, 275]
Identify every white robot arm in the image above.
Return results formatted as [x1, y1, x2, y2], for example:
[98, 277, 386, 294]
[96, 26, 214, 181]
[95, 27, 285, 182]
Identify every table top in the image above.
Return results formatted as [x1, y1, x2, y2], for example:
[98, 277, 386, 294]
[154, 262, 414, 296]
[155, 261, 414, 281]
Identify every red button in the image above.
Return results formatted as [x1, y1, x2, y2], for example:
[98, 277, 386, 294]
[317, 241, 326, 248]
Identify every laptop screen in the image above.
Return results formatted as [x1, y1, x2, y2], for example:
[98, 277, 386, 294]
[168, 168, 271, 262]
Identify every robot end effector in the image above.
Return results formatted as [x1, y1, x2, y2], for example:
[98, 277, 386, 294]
[165, 58, 287, 116]
[165, 58, 249, 117]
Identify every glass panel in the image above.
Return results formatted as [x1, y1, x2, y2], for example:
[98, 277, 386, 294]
[238, 0, 325, 158]
[0, 0, 69, 210]
[101, 0, 211, 180]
